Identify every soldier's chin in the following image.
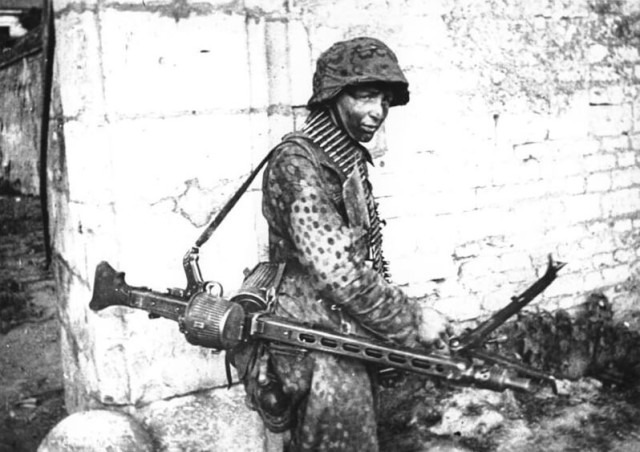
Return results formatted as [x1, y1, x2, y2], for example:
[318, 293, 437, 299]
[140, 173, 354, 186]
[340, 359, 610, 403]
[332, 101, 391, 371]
[357, 130, 376, 142]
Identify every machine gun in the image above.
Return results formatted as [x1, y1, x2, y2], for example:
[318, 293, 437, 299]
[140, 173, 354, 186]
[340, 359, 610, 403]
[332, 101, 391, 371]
[89, 247, 566, 393]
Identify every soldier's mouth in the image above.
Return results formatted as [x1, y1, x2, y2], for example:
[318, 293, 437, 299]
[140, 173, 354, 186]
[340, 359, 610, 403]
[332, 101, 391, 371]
[360, 124, 378, 134]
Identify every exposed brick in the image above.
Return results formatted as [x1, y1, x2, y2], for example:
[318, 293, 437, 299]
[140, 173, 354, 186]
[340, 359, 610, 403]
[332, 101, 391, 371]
[592, 252, 616, 269]
[589, 85, 625, 105]
[617, 150, 637, 167]
[63, 121, 116, 204]
[611, 167, 640, 188]
[589, 104, 633, 137]
[585, 171, 612, 192]
[459, 255, 502, 281]
[600, 135, 631, 152]
[601, 187, 640, 216]
[614, 249, 635, 264]
[560, 193, 603, 223]
[601, 265, 632, 287]
[454, 241, 483, 259]
[583, 270, 606, 291]
[481, 283, 525, 312]
[543, 272, 584, 298]
[612, 218, 634, 232]
[556, 138, 600, 157]
[584, 153, 618, 172]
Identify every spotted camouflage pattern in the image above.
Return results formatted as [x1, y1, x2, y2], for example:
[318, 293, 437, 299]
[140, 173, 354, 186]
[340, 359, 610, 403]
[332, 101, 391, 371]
[260, 118, 422, 450]
[307, 37, 410, 109]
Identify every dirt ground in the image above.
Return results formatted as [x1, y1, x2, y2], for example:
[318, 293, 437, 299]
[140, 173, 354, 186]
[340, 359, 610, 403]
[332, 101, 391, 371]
[0, 195, 65, 452]
[1, 193, 640, 452]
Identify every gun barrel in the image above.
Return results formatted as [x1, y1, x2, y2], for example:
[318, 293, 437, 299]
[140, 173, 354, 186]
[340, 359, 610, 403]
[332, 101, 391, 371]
[251, 315, 532, 392]
[452, 255, 565, 351]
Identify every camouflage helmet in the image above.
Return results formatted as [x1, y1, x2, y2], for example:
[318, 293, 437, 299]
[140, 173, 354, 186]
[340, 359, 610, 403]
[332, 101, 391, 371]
[307, 37, 410, 109]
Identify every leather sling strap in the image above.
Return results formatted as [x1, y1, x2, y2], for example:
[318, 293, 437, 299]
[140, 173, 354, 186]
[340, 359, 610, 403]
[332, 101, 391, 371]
[193, 146, 277, 248]
[193, 134, 313, 249]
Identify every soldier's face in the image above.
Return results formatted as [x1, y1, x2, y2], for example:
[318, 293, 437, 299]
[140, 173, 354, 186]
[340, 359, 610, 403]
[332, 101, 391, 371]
[335, 84, 393, 142]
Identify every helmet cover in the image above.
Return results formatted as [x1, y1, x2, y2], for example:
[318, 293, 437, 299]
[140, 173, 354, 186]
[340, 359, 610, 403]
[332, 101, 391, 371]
[307, 37, 410, 109]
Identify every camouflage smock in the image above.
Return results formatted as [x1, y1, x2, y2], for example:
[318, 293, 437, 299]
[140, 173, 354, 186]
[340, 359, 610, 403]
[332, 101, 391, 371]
[261, 108, 422, 451]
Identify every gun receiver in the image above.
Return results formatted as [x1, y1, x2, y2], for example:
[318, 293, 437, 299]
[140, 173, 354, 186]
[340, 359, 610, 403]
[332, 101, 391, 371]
[89, 255, 566, 393]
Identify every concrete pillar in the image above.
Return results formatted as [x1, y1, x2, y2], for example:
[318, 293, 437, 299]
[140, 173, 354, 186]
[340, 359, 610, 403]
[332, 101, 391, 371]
[49, 0, 307, 449]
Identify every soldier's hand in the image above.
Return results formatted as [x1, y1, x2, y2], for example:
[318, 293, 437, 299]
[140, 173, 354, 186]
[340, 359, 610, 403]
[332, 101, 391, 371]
[416, 305, 452, 350]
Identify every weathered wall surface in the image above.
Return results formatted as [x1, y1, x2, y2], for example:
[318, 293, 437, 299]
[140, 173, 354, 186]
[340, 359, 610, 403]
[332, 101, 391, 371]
[49, 0, 640, 449]
[0, 29, 43, 195]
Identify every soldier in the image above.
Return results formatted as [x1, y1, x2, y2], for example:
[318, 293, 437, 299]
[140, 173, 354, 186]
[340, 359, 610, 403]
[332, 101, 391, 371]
[244, 37, 450, 451]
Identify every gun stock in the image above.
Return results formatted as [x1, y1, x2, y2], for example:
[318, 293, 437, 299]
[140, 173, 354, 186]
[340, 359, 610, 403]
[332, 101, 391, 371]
[90, 261, 188, 322]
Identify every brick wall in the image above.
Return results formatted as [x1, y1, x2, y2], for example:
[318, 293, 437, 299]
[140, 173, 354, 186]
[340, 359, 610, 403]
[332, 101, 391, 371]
[49, 0, 640, 449]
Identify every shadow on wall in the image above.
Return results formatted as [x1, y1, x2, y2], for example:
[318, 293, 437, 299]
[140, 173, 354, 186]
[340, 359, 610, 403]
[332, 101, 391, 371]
[0, 162, 22, 196]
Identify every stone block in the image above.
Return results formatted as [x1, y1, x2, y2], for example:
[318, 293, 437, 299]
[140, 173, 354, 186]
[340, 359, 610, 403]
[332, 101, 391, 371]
[592, 252, 616, 269]
[559, 193, 602, 224]
[459, 255, 502, 281]
[54, 10, 106, 122]
[583, 270, 606, 291]
[601, 264, 631, 287]
[38, 409, 154, 452]
[588, 104, 633, 137]
[245, 0, 288, 15]
[245, 16, 270, 110]
[549, 91, 590, 140]
[107, 113, 257, 206]
[584, 153, 617, 172]
[134, 385, 276, 452]
[99, 10, 251, 117]
[589, 85, 625, 105]
[600, 135, 630, 152]
[90, 302, 234, 405]
[612, 167, 640, 188]
[601, 187, 640, 216]
[481, 282, 527, 312]
[585, 171, 612, 192]
[437, 295, 484, 322]
[612, 218, 633, 232]
[62, 121, 116, 204]
[63, 201, 120, 280]
[287, 19, 314, 105]
[54, 0, 100, 10]
[617, 150, 637, 167]
[112, 187, 264, 292]
[101, 0, 242, 8]
[498, 113, 550, 147]
[613, 249, 635, 264]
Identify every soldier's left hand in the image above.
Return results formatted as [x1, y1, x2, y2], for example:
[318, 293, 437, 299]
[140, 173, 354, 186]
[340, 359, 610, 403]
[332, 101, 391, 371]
[416, 305, 453, 351]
